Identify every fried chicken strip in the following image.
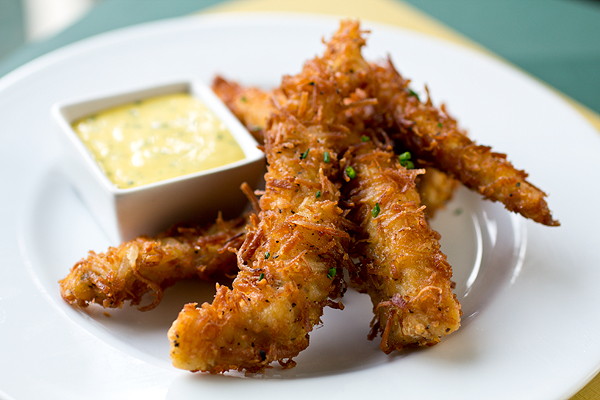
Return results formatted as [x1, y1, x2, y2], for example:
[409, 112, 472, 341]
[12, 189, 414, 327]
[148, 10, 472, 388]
[167, 21, 369, 373]
[371, 60, 559, 226]
[59, 214, 246, 311]
[342, 143, 461, 352]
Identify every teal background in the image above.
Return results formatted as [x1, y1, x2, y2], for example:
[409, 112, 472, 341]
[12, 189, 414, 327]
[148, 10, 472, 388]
[0, 0, 25, 63]
[404, 0, 600, 116]
[1, 0, 599, 114]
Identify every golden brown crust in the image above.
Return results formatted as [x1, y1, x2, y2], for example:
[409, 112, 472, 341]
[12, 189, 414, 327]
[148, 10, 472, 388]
[371, 60, 559, 226]
[342, 143, 461, 351]
[212, 78, 459, 219]
[59, 215, 246, 311]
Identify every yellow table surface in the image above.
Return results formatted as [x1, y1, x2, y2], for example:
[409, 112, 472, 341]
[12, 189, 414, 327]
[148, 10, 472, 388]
[202, 0, 600, 398]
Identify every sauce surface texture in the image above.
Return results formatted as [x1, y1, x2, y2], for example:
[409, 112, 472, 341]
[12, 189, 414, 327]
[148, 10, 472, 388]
[73, 92, 245, 188]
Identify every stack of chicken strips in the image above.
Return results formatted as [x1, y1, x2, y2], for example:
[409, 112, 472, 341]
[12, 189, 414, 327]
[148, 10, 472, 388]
[59, 20, 558, 373]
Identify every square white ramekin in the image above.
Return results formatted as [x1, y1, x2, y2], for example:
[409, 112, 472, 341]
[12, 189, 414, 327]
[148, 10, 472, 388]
[52, 79, 264, 243]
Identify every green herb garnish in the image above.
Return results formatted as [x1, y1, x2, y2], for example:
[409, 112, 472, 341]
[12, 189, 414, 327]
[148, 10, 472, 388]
[265, 252, 270, 259]
[259, 272, 265, 281]
[316, 190, 322, 198]
[323, 151, 330, 163]
[300, 148, 310, 160]
[327, 267, 337, 279]
[346, 166, 356, 179]
[372, 202, 380, 218]
[398, 151, 414, 169]
[361, 135, 369, 142]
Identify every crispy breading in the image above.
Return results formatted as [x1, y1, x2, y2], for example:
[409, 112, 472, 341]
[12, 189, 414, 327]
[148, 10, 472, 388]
[370, 60, 559, 226]
[212, 77, 458, 217]
[59, 214, 246, 311]
[342, 143, 461, 352]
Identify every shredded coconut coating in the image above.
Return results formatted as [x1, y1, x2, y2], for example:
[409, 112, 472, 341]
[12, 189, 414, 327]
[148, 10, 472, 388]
[59, 215, 246, 311]
[371, 61, 559, 226]
[343, 143, 461, 351]
[212, 77, 458, 218]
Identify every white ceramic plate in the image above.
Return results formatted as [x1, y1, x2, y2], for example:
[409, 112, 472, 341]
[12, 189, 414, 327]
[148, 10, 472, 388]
[2, 13, 600, 400]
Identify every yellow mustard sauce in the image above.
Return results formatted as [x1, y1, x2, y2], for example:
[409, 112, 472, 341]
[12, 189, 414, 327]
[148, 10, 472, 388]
[72, 92, 246, 188]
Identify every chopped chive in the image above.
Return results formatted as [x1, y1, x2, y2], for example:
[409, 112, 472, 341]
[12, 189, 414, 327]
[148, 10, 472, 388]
[259, 272, 265, 281]
[361, 135, 369, 142]
[327, 267, 337, 279]
[300, 148, 310, 160]
[346, 166, 356, 179]
[398, 151, 414, 169]
[240, 96, 247, 103]
[372, 202, 380, 218]
[265, 252, 270, 259]
[437, 122, 443, 128]
[316, 190, 321, 198]
[323, 151, 330, 163]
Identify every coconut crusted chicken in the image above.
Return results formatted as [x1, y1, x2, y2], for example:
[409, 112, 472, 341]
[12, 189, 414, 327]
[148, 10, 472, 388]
[59, 214, 247, 311]
[167, 20, 368, 374]
[369, 60, 559, 226]
[341, 143, 460, 352]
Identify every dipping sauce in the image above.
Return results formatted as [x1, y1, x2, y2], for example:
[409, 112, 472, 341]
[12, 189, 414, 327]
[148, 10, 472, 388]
[72, 93, 246, 188]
